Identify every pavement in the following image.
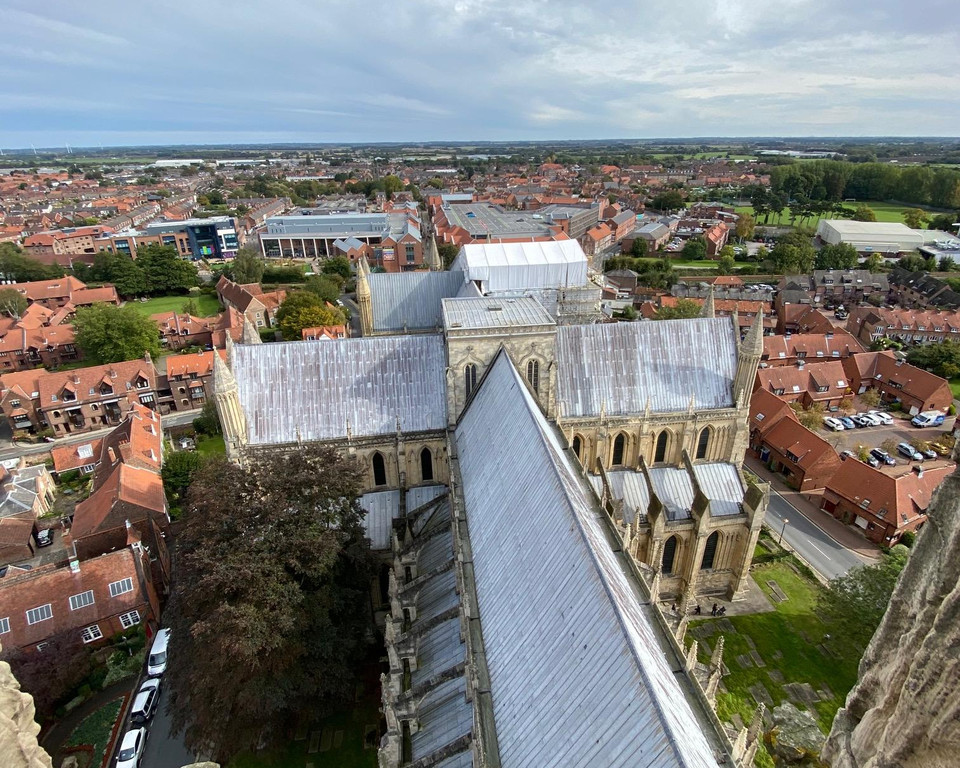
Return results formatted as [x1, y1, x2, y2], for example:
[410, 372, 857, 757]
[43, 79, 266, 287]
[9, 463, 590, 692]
[745, 455, 880, 582]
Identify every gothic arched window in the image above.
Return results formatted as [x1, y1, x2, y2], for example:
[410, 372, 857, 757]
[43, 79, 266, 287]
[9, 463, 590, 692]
[372, 452, 387, 487]
[612, 433, 626, 466]
[701, 531, 720, 570]
[696, 427, 711, 460]
[655, 431, 669, 463]
[662, 536, 678, 574]
[526, 359, 540, 394]
[464, 364, 478, 398]
[420, 447, 434, 482]
[572, 435, 583, 461]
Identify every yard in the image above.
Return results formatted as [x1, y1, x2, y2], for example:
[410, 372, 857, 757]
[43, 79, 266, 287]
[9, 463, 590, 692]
[691, 558, 861, 764]
[65, 697, 124, 768]
[196, 434, 226, 456]
[126, 293, 221, 317]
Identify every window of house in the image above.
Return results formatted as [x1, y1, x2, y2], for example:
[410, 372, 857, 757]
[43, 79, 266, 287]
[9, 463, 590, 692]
[526, 360, 540, 394]
[80, 624, 103, 644]
[372, 452, 387, 487]
[36, 643, 49, 652]
[26, 604, 53, 625]
[655, 432, 668, 463]
[405, 244, 416, 263]
[662, 536, 678, 575]
[860, 498, 871, 509]
[119, 610, 141, 629]
[420, 447, 434, 482]
[696, 427, 710, 460]
[0, 617, 9, 634]
[69, 590, 95, 611]
[108, 578, 134, 598]
[464, 364, 477, 398]
[612, 433, 626, 465]
[9, 399, 20, 408]
[701, 531, 719, 570]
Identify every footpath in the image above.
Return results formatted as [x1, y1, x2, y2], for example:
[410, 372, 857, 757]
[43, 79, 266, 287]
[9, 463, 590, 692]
[744, 455, 882, 562]
[40, 679, 135, 767]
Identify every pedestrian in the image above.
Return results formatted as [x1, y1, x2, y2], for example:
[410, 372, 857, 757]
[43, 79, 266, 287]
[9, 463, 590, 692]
[671, 603, 677, 613]
[694, 604, 701, 615]
[718, 606, 727, 617]
[711, 603, 718, 616]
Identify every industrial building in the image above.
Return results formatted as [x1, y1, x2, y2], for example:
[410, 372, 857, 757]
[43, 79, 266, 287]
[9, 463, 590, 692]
[815, 220, 924, 254]
[434, 201, 600, 245]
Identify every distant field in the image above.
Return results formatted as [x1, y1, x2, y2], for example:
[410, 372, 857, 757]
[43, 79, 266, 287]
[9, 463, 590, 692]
[729, 200, 937, 227]
[127, 293, 221, 317]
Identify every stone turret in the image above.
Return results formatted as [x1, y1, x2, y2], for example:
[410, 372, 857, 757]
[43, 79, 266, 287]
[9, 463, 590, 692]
[822, 458, 960, 768]
[213, 347, 247, 461]
[241, 315, 262, 345]
[732, 310, 763, 408]
[700, 286, 716, 319]
[0, 641, 53, 768]
[356, 256, 373, 336]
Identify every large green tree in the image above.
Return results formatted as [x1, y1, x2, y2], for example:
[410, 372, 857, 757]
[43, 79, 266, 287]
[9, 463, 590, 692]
[135, 244, 199, 295]
[304, 274, 341, 305]
[90, 251, 148, 297]
[906, 338, 960, 379]
[0, 243, 64, 281]
[166, 446, 376, 761]
[681, 236, 707, 261]
[276, 290, 345, 340]
[162, 450, 206, 507]
[815, 242, 859, 270]
[735, 212, 756, 241]
[654, 298, 702, 320]
[73, 303, 162, 363]
[230, 247, 265, 284]
[817, 546, 909, 651]
[321, 256, 352, 281]
[0, 288, 28, 319]
[851, 204, 877, 222]
[650, 190, 685, 211]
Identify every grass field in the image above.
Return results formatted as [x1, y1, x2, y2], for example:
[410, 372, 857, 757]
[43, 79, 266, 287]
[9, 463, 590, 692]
[731, 200, 938, 228]
[693, 561, 860, 735]
[196, 435, 226, 456]
[950, 378, 960, 400]
[126, 293, 221, 317]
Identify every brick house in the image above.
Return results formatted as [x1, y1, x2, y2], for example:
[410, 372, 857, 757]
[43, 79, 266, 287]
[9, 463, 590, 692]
[0, 323, 81, 372]
[215, 276, 286, 329]
[751, 413, 842, 491]
[582, 223, 613, 257]
[755, 359, 852, 409]
[761, 331, 864, 368]
[841, 352, 953, 416]
[846, 306, 960, 348]
[11, 277, 119, 310]
[821, 461, 954, 545]
[0, 370, 48, 434]
[151, 311, 217, 350]
[0, 542, 161, 653]
[0, 463, 56, 566]
[161, 349, 227, 407]
[51, 439, 103, 476]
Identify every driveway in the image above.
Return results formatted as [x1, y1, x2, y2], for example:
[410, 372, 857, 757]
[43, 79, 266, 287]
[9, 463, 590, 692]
[817, 415, 955, 471]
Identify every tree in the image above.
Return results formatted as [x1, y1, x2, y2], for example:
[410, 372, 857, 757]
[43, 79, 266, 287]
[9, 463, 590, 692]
[815, 242, 859, 270]
[73, 303, 162, 364]
[166, 446, 376, 760]
[681, 236, 707, 261]
[817, 547, 909, 650]
[865, 252, 885, 272]
[630, 238, 648, 258]
[181, 298, 199, 316]
[0, 288, 28, 319]
[928, 213, 959, 233]
[90, 251, 147, 297]
[321, 256, 352, 281]
[0, 243, 63, 281]
[735, 212, 756, 242]
[906, 339, 960, 379]
[1, 630, 94, 722]
[437, 243, 459, 269]
[653, 299, 701, 320]
[650, 190, 685, 211]
[135, 244, 198, 295]
[230, 247, 265, 284]
[716, 253, 737, 276]
[193, 401, 221, 436]
[382, 174, 403, 199]
[162, 451, 206, 506]
[938, 256, 956, 272]
[276, 291, 345, 340]
[790, 401, 826, 430]
[851, 204, 877, 222]
[303, 275, 341, 305]
[902, 208, 929, 229]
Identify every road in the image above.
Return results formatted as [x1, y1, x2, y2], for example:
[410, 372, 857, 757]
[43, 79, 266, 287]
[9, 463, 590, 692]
[139, 678, 198, 768]
[0, 409, 201, 462]
[766, 489, 870, 581]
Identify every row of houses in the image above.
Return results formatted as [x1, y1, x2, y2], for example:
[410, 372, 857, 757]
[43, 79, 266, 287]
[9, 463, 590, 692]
[0, 405, 169, 653]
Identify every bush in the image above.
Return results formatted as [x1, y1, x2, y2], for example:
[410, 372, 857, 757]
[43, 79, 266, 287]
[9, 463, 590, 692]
[859, 389, 882, 407]
[58, 469, 80, 484]
[900, 531, 917, 548]
[193, 401, 221, 436]
[950, 404, 957, 416]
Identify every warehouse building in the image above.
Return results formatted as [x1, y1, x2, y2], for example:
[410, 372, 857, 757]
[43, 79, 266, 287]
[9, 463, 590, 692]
[815, 220, 923, 254]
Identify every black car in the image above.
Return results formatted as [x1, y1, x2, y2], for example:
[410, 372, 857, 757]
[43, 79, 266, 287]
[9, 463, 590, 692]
[35, 528, 54, 548]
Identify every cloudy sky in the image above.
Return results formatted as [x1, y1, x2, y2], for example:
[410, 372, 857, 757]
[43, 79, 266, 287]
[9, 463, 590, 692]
[1, 0, 957, 148]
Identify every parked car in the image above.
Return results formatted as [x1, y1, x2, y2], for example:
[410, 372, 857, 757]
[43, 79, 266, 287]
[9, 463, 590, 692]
[851, 414, 873, 428]
[912, 411, 946, 428]
[116, 727, 146, 768]
[824, 417, 845, 431]
[839, 449, 856, 461]
[35, 528, 54, 548]
[147, 628, 171, 678]
[897, 442, 924, 461]
[839, 416, 856, 430]
[864, 454, 881, 467]
[931, 442, 953, 457]
[867, 410, 894, 425]
[858, 412, 883, 426]
[129, 679, 160, 725]
[919, 446, 938, 460]
[870, 448, 897, 466]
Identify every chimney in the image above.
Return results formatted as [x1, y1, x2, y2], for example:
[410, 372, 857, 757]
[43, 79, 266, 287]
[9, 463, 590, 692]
[107, 447, 117, 464]
[914, 465, 924, 478]
[63, 531, 80, 573]
[144, 351, 152, 364]
[109, 368, 117, 379]
[73, 374, 80, 384]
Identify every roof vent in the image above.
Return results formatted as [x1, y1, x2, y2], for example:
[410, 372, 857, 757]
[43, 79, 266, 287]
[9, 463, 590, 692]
[488, 306, 503, 312]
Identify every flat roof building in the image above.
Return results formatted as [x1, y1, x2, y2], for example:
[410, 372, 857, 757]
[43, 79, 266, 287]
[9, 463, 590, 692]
[816, 219, 924, 254]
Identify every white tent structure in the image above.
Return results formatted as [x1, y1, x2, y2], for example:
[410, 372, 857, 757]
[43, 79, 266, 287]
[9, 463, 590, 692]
[451, 240, 588, 292]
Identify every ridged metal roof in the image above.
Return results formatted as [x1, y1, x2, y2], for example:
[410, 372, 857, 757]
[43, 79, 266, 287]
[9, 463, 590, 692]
[589, 470, 650, 524]
[456, 352, 720, 768]
[442, 296, 555, 331]
[451, 240, 588, 292]
[369, 270, 464, 331]
[359, 489, 400, 550]
[233, 336, 447, 444]
[556, 318, 738, 417]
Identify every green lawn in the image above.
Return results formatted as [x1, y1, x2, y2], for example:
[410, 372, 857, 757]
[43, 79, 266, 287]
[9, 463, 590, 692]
[196, 435, 226, 456]
[693, 562, 860, 736]
[126, 293, 221, 317]
[733, 200, 938, 228]
[950, 378, 960, 400]
[66, 698, 124, 768]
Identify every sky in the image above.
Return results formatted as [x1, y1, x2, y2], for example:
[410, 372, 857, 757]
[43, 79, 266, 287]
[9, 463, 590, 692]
[1, 0, 958, 148]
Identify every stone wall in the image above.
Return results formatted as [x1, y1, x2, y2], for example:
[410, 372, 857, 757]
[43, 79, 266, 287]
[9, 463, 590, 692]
[0, 646, 52, 768]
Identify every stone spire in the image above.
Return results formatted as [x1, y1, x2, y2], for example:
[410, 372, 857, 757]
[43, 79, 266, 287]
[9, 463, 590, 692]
[732, 310, 763, 407]
[213, 349, 246, 461]
[241, 315, 262, 345]
[700, 286, 716, 319]
[355, 256, 373, 337]
[426, 235, 442, 271]
[0, 641, 53, 768]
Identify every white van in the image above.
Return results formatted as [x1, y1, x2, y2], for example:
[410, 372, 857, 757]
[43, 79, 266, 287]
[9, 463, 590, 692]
[911, 411, 946, 428]
[146, 628, 171, 678]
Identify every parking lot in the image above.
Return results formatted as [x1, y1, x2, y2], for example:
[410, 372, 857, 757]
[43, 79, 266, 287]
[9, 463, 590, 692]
[818, 413, 955, 473]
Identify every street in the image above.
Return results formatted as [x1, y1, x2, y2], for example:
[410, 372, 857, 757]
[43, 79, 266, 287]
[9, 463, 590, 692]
[138, 679, 197, 768]
[766, 489, 870, 581]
